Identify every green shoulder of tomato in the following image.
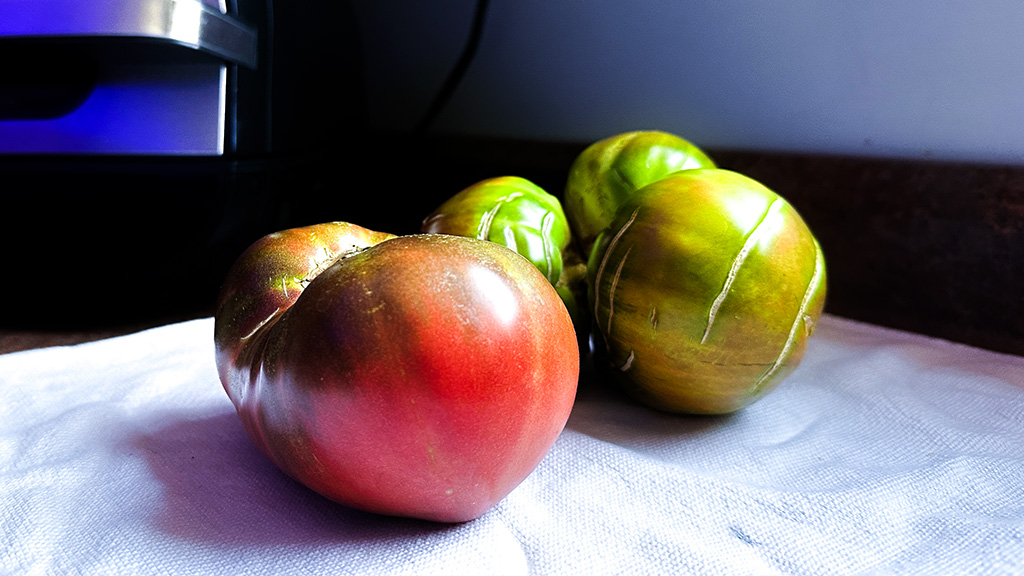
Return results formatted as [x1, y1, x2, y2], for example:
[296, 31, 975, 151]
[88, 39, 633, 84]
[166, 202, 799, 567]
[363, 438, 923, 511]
[563, 130, 717, 257]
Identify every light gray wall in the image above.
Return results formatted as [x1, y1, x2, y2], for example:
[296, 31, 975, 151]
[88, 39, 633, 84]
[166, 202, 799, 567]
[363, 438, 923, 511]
[352, 1, 1024, 165]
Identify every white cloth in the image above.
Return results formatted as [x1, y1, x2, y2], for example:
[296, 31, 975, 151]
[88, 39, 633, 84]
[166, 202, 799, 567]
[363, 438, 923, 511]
[2, 315, 1024, 575]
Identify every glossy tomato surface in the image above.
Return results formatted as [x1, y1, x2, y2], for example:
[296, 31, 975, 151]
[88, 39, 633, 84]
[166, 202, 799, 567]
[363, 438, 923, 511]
[564, 130, 716, 255]
[587, 169, 826, 414]
[215, 226, 579, 523]
[422, 176, 588, 339]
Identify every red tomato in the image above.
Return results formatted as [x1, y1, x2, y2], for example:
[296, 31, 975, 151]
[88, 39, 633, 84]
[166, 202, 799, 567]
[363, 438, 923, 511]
[215, 223, 579, 523]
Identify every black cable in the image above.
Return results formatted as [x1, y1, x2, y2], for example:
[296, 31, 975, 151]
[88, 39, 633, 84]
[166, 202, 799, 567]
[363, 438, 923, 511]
[414, 0, 491, 134]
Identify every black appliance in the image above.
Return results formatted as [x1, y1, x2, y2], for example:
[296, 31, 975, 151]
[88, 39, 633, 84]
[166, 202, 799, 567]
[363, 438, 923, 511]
[0, 0, 366, 327]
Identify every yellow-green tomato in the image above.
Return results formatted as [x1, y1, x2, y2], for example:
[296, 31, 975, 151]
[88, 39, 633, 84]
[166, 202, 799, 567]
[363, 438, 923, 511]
[587, 169, 827, 415]
[564, 130, 716, 255]
[422, 176, 587, 331]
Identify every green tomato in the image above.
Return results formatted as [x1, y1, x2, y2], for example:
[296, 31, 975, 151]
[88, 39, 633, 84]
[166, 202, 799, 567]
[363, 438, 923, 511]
[564, 130, 716, 255]
[587, 169, 827, 415]
[422, 176, 588, 333]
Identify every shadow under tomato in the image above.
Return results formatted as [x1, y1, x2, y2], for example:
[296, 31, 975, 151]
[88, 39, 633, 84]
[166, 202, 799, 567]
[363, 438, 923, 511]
[129, 409, 459, 548]
[567, 354, 736, 445]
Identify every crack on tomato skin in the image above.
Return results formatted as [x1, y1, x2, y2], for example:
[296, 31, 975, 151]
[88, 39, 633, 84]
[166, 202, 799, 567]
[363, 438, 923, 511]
[751, 240, 825, 393]
[502, 225, 518, 254]
[605, 244, 633, 338]
[698, 359, 772, 367]
[619, 349, 635, 371]
[476, 192, 524, 241]
[702, 196, 782, 345]
[298, 246, 337, 288]
[298, 244, 374, 289]
[649, 308, 659, 331]
[477, 204, 501, 239]
[593, 207, 641, 350]
[240, 307, 281, 341]
[540, 210, 557, 282]
[802, 314, 816, 336]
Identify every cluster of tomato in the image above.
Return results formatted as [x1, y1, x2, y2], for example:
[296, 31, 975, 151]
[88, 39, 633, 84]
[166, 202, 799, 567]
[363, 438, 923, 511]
[425, 130, 828, 415]
[213, 130, 827, 523]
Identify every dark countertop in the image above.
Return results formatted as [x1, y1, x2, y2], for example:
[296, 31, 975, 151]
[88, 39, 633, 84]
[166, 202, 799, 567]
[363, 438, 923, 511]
[4, 134, 1023, 357]
[0, 309, 212, 355]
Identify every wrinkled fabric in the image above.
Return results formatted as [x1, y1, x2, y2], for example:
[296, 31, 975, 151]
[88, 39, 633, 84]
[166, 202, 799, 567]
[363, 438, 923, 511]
[2, 316, 1023, 575]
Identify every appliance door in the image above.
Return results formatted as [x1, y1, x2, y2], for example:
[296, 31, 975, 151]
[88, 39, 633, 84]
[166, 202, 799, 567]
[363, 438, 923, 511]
[0, 0, 257, 155]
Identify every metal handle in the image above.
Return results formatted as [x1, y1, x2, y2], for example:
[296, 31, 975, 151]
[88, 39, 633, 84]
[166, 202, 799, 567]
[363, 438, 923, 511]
[0, 0, 258, 68]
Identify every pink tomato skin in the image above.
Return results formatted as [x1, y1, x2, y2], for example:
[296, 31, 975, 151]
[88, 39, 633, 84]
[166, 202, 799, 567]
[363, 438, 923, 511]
[215, 224, 579, 523]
